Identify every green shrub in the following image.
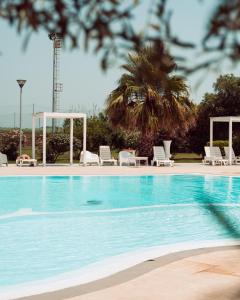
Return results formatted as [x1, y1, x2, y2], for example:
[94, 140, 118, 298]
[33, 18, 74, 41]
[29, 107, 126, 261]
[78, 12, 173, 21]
[37, 134, 82, 163]
[206, 138, 240, 156]
[0, 130, 27, 160]
[63, 113, 140, 153]
[206, 140, 228, 156]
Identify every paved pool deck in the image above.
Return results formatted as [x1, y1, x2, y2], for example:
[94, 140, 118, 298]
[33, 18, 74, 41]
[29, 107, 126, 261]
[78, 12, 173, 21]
[1, 162, 240, 176]
[67, 246, 240, 300]
[21, 246, 240, 300]
[2, 163, 240, 300]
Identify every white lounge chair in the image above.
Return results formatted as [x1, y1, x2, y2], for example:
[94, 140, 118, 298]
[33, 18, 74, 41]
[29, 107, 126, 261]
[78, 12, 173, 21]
[80, 150, 99, 165]
[119, 151, 136, 166]
[16, 154, 37, 167]
[224, 147, 240, 164]
[99, 146, 117, 166]
[151, 146, 174, 167]
[0, 152, 8, 166]
[203, 146, 228, 166]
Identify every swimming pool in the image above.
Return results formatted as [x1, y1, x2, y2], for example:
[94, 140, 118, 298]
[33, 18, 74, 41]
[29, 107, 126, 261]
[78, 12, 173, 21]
[0, 175, 240, 298]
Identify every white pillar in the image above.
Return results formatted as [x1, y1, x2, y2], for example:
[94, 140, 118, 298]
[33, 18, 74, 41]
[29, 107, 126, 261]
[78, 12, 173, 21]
[229, 118, 232, 165]
[210, 118, 213, 147]
[43, 113, 47, 167]
[70, 118, 73, 165]
[83, 115, 87, 165]
[32, 115, 35, 159]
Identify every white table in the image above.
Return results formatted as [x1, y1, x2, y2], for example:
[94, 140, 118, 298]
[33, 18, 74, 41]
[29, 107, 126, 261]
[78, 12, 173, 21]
[135, 156, 148, 166]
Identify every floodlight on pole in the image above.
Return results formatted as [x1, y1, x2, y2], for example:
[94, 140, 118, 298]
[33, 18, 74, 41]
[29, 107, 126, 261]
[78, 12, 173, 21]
[17, 79, 26, 156]
[48, 32, 63, 133]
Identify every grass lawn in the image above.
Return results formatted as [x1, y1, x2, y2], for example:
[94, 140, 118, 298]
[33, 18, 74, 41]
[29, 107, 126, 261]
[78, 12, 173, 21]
[173, 153, 202, 163]
[13, 146, 80, 164]
[9, 147, 202, 164]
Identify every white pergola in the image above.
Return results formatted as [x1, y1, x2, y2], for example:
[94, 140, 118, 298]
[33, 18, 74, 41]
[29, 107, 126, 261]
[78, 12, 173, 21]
[210, 116, 240, 165]
[32, 112, 87, 166]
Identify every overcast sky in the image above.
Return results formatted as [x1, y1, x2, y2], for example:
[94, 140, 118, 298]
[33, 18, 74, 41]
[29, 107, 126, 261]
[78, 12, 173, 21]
[0, 0, 239, 128]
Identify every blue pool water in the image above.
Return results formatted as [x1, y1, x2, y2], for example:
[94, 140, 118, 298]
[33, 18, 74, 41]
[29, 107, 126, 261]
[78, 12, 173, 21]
[0, 175, 240, 288]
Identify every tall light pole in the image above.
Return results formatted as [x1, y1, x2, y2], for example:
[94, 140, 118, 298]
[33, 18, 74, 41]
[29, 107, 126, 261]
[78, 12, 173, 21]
[48, 33, 63, 133]
[17, 79, 26, 156]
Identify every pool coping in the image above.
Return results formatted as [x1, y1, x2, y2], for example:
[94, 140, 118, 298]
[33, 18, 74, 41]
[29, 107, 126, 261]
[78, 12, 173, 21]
[1, 240, 240, 300]
[16, 242, 240, 300]
[1, 172, 240, 178]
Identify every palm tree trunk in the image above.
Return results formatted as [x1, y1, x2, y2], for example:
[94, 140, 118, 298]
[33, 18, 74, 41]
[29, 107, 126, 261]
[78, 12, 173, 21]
[137, 132, 154, 159]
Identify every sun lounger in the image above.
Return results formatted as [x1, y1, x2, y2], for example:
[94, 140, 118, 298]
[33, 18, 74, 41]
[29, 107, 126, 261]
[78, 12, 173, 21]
[0, 152, 8, 166]
[99, 146, 117, 166]
[16, 154, 37, 167]
[203, 146, 228, 166]
[151, 146, 174, 167]
[224, 147, 240, 164]
[80, 150, 99, 165]
[119, 151, 136, 166]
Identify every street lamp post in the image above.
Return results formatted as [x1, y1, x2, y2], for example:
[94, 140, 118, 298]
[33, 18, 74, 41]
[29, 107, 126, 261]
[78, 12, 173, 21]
[16, 79, 26, 156]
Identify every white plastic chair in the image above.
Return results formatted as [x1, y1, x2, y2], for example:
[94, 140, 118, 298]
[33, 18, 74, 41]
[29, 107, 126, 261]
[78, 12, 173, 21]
[119, 151, 136, 166]
[80, 151, 99, 165]
[151, 146, 174, 167]
[99, 146, 117, 166]
[203, 146, 228, 166]
[224, 147, 240, 164]
[0, 152, 8, 166]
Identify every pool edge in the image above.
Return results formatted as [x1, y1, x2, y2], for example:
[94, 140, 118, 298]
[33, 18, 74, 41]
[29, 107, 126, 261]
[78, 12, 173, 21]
[2, 239, 240, 300]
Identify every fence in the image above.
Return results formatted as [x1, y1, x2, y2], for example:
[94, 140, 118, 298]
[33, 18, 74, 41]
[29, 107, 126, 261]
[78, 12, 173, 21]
[0, 103, 101, 129]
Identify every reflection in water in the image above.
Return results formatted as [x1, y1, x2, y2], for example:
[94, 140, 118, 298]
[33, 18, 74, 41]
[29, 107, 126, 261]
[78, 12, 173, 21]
[201, 175, 240, 239]
[40, 176, 47, 210]
[1, 175, 240, 213]
[1, 175, 240, 288]
[227, 176, 233, 202]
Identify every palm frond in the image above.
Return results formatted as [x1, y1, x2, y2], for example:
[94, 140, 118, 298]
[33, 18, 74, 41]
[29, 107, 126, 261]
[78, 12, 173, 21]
[106, 44, 195, 136]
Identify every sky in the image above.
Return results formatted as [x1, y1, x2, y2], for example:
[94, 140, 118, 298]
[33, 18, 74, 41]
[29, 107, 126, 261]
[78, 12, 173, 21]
[0, 0, 239, 128]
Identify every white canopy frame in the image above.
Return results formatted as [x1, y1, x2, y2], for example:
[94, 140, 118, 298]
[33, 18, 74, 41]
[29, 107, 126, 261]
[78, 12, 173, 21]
[210, 116, 240, 165]
[32, 112, 87, 166]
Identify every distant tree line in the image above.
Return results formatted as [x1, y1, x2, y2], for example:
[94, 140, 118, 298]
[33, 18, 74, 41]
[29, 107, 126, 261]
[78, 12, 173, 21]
[1, 41, 240, 161]
[189, 74, 240, 155]
[2, 73, 240, 161]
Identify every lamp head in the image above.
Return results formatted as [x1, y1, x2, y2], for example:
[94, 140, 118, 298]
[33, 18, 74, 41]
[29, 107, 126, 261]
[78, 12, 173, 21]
[17, 79, 26, 88]
[48, 32, 61, 40]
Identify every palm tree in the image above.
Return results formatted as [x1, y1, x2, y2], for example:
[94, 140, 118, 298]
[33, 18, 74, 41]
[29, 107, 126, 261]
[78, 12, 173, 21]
[106, 43, 195, 155]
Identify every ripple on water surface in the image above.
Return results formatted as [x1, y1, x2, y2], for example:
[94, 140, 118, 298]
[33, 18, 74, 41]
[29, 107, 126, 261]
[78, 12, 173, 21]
[0, 175, 240, 288]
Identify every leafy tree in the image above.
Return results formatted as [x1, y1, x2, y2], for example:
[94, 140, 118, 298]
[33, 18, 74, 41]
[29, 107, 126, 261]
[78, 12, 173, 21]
[0, 0, 147, 70]
[189, 74, 240, 154]
[1, 1, 239, 72]
[63, 113, 116, 153]
[63, 112, 140, 153]
[84, 113, 124, 151]
[106, 45, 195, 156]
[203, 0, 240, 66]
